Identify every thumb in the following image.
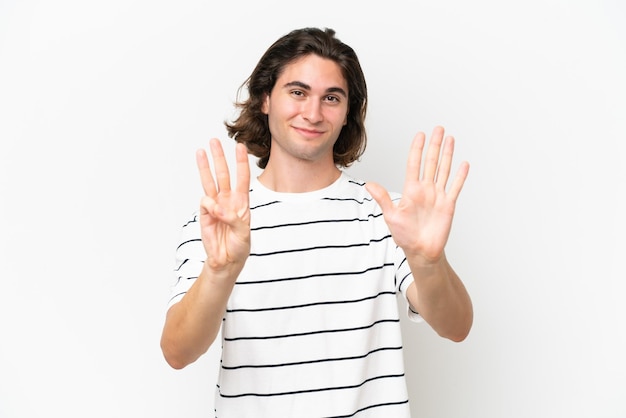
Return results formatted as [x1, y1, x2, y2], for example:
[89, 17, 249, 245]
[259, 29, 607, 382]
[365, 182, 393, 212]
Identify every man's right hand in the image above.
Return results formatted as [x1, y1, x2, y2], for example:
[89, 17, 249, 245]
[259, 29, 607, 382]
[196, 138, 251, 272]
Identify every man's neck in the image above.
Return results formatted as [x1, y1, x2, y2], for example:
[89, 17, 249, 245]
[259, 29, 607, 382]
[258, 159, 341, 193]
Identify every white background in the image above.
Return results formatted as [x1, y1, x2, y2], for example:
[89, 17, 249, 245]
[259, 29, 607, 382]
[1, 1, 625, 417]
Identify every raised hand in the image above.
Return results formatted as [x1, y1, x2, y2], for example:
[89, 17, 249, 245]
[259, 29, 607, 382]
[366, 126, 469, 263]
[196, 138, 251, 271]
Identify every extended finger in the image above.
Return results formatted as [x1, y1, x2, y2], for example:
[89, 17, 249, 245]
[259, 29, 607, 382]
[209, 138, 231, 193]
[422, 126, 445, 182]
[234, 142, 251, 194]
[435, 135, 455, 190]
[196, 148, 217, 198]
[448, 161, 470, 202]
[405, 132, 426, 184]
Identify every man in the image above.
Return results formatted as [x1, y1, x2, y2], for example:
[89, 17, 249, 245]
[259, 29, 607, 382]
[161, 27, 472, 417]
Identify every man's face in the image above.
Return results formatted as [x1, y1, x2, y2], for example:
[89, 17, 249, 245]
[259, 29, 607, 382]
[262, 54, 349, 166]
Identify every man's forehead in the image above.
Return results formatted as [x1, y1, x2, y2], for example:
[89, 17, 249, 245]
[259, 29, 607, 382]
[277, 55, 348, 92]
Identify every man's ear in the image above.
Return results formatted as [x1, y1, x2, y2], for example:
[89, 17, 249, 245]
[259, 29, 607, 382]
[261, 93, 270, 115]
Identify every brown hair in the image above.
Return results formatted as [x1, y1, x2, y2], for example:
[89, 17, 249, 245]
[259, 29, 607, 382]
[225, 27, 368, 169]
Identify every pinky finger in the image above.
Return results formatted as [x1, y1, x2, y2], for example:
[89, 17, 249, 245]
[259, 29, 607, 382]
[447, 161, 470, 202]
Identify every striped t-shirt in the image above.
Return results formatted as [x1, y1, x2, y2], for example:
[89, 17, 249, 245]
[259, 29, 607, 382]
[168, 172, 421, 418]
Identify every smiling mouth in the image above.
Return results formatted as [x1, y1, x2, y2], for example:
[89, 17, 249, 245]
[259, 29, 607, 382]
[293, 126, 324, 137]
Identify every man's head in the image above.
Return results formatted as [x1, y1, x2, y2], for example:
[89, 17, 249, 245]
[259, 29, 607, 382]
[225, 27, 368, 169]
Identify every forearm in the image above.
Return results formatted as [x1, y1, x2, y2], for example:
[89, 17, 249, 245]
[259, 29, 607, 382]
[160, 262, 243, 369]
[407, 253, 473, 342]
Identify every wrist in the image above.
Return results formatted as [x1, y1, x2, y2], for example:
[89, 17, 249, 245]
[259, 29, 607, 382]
[201, 258, 246, 287]
[404, 248, 445, 266]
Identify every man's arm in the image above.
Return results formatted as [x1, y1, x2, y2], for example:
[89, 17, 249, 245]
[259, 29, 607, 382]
[405, 254, 472, 342]
[161, 259, 245, 369]
[160, 140, 251, 369]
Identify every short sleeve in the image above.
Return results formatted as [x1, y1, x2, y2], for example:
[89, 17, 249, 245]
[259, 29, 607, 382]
[167, 212, 206, 310]
[395, 243, 423, 324]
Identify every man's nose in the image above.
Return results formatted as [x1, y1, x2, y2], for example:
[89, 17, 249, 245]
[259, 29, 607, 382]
[302, 99, 323, 123]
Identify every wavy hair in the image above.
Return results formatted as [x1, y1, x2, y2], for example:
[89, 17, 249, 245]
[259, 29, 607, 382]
[225, 27, 368, 169]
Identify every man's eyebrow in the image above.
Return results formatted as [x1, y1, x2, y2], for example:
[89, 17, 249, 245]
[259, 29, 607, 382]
[283, 81, 347, 98]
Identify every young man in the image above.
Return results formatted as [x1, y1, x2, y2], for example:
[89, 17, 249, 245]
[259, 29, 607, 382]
[161, 27, 472, 417]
